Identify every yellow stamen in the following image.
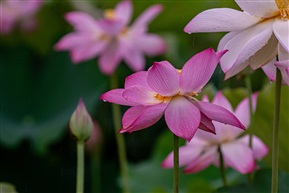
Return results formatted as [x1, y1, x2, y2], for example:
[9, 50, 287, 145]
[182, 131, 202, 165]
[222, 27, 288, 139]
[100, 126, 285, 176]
[120, 27, 129, 36]
[104, 9, 115, 20]
[276, 0, 289, 20]
[177, 69, 182, 74]
[154, 94, 171, 102]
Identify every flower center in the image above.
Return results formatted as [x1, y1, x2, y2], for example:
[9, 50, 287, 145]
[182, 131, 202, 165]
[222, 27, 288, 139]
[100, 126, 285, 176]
[276, 0, 289, 20]
[120, 27, 129, 36]
[154, 94, 172, 101]
[154, 91, 199, 103]
[104, 9, 115, 20]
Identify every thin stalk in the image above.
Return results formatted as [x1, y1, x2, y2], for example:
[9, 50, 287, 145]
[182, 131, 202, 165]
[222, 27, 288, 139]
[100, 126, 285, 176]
[218, 145, 227, 187]
[245, 75, 254, 183]
[271, 69, 282, 193]
[76, 141, 85, 193]
[110, 73, 130, 193]
[173, 134, 179, 193]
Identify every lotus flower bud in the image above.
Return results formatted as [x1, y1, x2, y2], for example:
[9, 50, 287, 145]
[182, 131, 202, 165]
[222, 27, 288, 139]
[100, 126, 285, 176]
[69, 98, 93, 141]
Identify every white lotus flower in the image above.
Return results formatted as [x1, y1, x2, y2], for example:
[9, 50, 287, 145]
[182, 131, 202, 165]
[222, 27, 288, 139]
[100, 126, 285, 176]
[185, 0, 289, 83]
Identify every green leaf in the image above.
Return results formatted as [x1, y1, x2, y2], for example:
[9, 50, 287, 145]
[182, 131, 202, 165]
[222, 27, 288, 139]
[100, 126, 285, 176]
[252, 84, 289, 172]
[0, 46, 108, 153]
[214, 169, 289, 193]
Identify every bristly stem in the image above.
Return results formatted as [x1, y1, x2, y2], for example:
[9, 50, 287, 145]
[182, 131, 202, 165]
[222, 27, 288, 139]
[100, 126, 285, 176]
[110, 73, 130, 193]
[76, 141, 85, 193]
[218, 145, 227, 187]
[174, 134, 179, 193]
[245, 75, 254, 183]
[271, 69, 282, 193]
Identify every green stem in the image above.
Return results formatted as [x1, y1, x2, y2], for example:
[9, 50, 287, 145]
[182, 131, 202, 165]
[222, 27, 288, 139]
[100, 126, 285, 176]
[271, 69, 282, 193]
[110, 73, 130, 193]
[76, 141, 85, 193]
[245, 75, 254, 183]
[174, 134, 179, 193]
[218, 146, 227, 187]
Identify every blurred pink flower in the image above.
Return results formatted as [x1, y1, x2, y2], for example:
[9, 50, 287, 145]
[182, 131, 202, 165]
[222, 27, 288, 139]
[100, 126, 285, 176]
[184, 0, 289, 81]
[55, 0, 166, 75]
[85, 121, 103, 153]
[0, 0, 42, 34]
[100, 48, 245, 141]
[162, 92, 269, 174]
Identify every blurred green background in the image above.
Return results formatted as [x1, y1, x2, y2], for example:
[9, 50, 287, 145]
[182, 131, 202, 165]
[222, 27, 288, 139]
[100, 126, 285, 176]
[1, 0, 288, 193]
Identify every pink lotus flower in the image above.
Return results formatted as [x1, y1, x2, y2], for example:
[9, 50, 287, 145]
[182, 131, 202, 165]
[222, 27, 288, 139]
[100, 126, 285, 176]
[0, 0, 42, 34]
[184, 0, 289, 81]
[100, 48, 245, 141]
[55, 0, 166, 75]
[162, 92, 269, 174]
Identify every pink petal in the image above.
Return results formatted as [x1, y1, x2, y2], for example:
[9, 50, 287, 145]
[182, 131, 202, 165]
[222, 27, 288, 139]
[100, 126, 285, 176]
[248, 34, 278, 70]
[132, 4, 163, 33]
[262, 59, 277, 82]
[238, 135, 269, 160]
[184, 8, 262, 33]
[119, 103, 167, 133]
[122, 86, 162, 105]
[180, 48, 227, 93]
[196, 121, 242, 144]
[135, 34, 166, 56]
[119, 38, 145, 72]
[65, 12, 99, 32]
[98, 19, 123, 35]
[162, 144, 205, 168]
[114, 0, 133, 26]
[235, 0, 279, 18]
[221, 142, 255, 174]
[70, 41, 108, 63]
[100, 89, 137, 106]
[98, 42, 121, 75]
[275, 60, 289, 86]
[183, 147, 216, 174]
[124, 71, 152, 91]
[273, 18, 289, 53]
[54, 33, 90, 50]
[199, 113, 216, 134]
[220, 19, 274, 74]
[212, 91, 233, 112]
[194, 101, 245, 130]
[147, 61, 179, 96]
[164, 96, 201, 141]
[235, 93, 258, 129]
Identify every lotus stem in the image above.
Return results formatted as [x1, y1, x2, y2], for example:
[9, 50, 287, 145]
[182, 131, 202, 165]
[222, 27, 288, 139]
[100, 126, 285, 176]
[245, 75, 254, 183]
[271, 69, 282, 193]
[76, 141, 85, 193]
[110, 73, 130, 193]
[218, 145, 227, 187]
[174, 134, 179, 193]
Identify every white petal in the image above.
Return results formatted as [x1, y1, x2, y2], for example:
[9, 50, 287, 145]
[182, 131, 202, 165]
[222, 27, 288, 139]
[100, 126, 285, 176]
[249, 34, 278, 70]
[235, 0, 279, 18]
[221, 19, 274, 78]
[278, 43, 289, 61]
[274, 19, 289, 53]
[184, 8, 262, 33]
